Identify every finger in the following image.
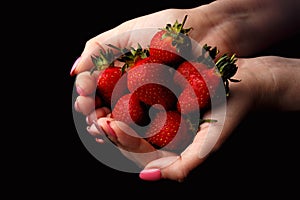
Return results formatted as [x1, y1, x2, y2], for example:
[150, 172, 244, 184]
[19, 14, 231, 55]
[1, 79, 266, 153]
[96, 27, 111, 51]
[73, 71, 101, 116]
[87, 121, 105, 138]
[86, 120, 107, 144]
[139, 82, 254, 182]
[139, 126, 209, 182]
[99, 118, 155, 152]
[75, 71, 98, 96]
[70, 12, 176, 76]
[138, 119, 222, 182]
[70, 28, 135, 75]
[96, 117, 177, 168]
[86, 107, 111, 125]
[70, 30, 116, 76]
[74, 95, 97, 116]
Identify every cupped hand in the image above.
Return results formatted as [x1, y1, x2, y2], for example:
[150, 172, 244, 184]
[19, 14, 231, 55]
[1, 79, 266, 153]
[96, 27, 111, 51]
[71, 0, 300, 182]
[76, 55, 300, 182]
[84, 55, 254, 182]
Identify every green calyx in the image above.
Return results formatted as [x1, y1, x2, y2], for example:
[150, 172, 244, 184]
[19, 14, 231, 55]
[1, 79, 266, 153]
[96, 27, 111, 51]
[161, 15, 192, 52]
[107, 43, 149, 71]
[202, 44, 219, 60]
[216, 53, 238, 80]
[90, 49, 116, 74]
[196, 44, 241, 95]
[215, 53, 241, 95]
[162, 15, 192, 36]
[90, 44, 149, 75]
[196, 44, 220, 68]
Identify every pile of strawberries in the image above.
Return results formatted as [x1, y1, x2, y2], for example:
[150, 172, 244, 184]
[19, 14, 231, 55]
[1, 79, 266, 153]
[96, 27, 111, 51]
[91, 15, 239, 152]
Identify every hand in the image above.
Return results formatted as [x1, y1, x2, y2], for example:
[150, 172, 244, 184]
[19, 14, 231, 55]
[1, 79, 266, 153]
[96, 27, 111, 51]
[74, 55, 300, 181]
[70, 0, 300, 182]
[70, 0, 299, 76]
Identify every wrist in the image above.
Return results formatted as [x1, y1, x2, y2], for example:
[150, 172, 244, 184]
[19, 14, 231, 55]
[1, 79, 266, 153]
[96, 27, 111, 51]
[268, 57, 300, 111]
[247, 56, 300, 111]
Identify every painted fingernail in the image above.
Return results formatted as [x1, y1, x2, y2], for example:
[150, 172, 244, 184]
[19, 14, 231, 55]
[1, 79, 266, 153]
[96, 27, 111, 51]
[74, 98, 81, 112]
[92, 120, 104, 133]
[76, 86, 84, 96]
[70, 56, 81, 76]
[90, 121, 105, 141]
[139, 169, 162, 181]
[95, 138, 104, 144]
[106, 120, 117, 138]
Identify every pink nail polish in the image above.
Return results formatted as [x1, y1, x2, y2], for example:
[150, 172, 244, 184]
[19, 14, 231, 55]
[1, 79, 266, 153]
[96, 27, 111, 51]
[106, 121, 117, 138]
[139, 169, 161, 181]
[76, 86, 84, 96]
[70, 56, 81, 76]
[74, 99, 81, 112]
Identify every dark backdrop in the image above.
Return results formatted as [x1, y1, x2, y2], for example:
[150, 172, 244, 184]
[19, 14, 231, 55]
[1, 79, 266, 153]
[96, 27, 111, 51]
[17, 0, 299, 198]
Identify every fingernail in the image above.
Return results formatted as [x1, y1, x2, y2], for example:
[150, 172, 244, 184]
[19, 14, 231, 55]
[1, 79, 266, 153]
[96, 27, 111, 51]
[70, 56, 81, 76]
[95, 138, 104, 144]
[76, 86, 84, 96]
[74, 98, 81, 112]
[89, 120, 105, 138]
[92, 120, 104, 133]
[106, 120, 117, 138]
[139, 169, 162, 181]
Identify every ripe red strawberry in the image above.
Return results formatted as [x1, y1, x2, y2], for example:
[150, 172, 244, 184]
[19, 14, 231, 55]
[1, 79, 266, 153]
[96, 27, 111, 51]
[173, 58, 209, 89]
[176, 53, 239, 114]
[145, 110, 193, 151]
[90, 49, 128, 108]
[149, 15, 192, 65]
[111, 92, 149, 126]
[127, 56, 178, 110]
[174, 44, 222, 89]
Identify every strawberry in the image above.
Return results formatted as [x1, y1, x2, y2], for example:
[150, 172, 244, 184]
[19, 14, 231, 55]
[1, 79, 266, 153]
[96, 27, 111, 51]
[149, 15, 192, 65]
[145, 110, 193, 151]
[173, 44, 220, 88]
[173, 58, 209, 89]
[176, 52, 239, 114]
[90, 49, 128, 108]
[111, 92, 149, 126]
[107, 43, 149, 71]
[127, 56, 178, 110]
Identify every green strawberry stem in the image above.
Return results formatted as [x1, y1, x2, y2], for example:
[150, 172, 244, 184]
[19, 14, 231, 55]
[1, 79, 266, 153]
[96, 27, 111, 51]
[160, 15, 192, 53]
[180, 15, 188, 31]
[163, 14, 192, 35]
[90, 49, 116, 74]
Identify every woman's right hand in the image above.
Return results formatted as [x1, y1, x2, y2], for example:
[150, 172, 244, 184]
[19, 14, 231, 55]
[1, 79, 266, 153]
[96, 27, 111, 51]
[76, 55, 300, 181]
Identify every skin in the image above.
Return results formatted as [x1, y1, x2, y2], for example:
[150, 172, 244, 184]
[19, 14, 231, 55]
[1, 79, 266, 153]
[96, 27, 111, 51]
[71, 0, 300, 182]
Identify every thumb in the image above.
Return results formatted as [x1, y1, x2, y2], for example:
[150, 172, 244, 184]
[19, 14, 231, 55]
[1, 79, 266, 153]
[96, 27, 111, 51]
[70, 29, 117, 76]
[139, 124, 211, 182]
[139, 118, 228, 182]
[70, 26, 155, 76]
[139, 89, 252, 182]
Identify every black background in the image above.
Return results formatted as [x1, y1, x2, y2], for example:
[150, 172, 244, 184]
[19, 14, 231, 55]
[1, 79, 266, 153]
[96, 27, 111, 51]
[10, 0, 299, 198]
